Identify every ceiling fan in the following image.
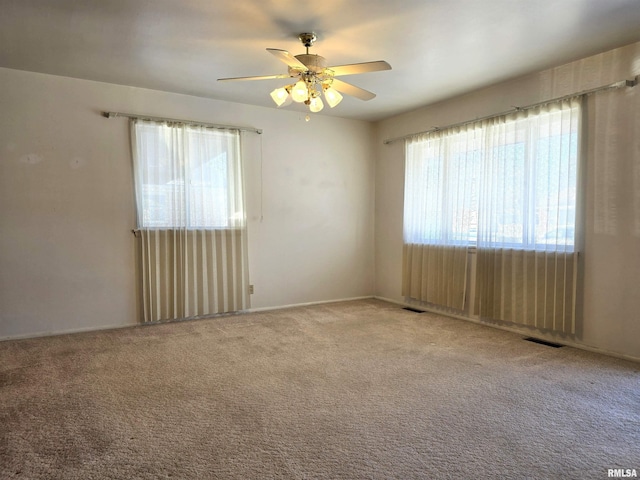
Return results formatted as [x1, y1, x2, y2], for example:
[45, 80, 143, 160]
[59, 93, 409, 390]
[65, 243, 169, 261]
[218, 33, 391, 113]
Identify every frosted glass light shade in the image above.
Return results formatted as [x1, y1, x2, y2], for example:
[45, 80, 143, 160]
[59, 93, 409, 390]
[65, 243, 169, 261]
[309, 96, 324, 113]
[323, 87, 343, 108]
[291, 80, 308, 103]
[270, 87, 290, 107]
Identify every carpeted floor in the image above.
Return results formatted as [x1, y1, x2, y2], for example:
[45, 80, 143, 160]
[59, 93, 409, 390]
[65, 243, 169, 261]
[0, 299, 638, 479]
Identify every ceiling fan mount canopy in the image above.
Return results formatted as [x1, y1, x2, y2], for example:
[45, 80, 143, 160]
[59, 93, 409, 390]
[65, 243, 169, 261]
[298, 32, 317, 48]
[217, 32, 392, 112]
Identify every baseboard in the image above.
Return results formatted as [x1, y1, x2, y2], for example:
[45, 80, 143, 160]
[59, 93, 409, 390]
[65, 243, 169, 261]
[0, 297, 375, 342]
[248, 296, 374, 313]
[373, 296, 640, 364]
[0, 322, 137, 343]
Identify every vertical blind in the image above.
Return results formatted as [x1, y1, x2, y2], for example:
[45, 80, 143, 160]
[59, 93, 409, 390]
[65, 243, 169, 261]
[403, 98, 582, 333]
[131, 119, 250, 322]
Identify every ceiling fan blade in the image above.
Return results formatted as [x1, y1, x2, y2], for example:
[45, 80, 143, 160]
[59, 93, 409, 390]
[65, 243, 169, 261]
[217, 73, 293, 82]
[328, 61, 391, 77]
[331, 79, 376, 101]
[267, 48, 308, 70]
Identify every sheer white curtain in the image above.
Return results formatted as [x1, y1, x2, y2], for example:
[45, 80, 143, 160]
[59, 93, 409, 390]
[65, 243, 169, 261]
[475, 98, 582, 333]
[403, 128, 481, 310]
[131, 119, 250, 322]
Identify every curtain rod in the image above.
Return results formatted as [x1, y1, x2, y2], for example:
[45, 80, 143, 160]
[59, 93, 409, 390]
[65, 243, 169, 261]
[383, 76, 638, 145]
[102, 111, 262, 135]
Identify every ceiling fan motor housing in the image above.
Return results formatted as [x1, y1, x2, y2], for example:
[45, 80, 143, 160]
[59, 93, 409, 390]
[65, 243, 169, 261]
[291, 54, 328, 74]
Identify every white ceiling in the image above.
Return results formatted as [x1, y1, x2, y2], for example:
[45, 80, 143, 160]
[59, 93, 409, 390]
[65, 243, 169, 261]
[2, 0, 640, 121]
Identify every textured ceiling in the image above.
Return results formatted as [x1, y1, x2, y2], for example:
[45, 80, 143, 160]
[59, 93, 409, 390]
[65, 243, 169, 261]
[2, 0, 640, 121]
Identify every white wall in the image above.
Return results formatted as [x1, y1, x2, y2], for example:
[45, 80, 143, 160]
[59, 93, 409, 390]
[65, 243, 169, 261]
[374, 41, 640, 360]
[0, 68, 375, 338]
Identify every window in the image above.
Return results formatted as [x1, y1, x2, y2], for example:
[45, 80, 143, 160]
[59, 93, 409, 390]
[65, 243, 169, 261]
[404, 128, 482, 247]
[404, 100, 580, 252]
[133, 121, 244, 230]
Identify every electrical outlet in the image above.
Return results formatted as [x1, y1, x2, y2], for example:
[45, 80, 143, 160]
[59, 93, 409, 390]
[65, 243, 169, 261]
[249, 284, 254, 294]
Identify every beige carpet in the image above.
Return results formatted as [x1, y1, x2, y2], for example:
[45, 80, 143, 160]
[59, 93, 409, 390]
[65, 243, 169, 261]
[1, 299, 638, 479]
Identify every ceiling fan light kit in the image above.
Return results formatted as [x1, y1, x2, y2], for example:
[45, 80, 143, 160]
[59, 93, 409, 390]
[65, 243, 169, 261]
[323, 86, 343, 108]
[269, 85, 291, 106]
[219, 33, 391, 115]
